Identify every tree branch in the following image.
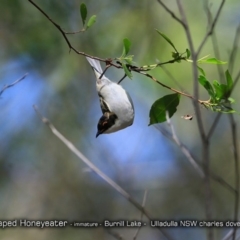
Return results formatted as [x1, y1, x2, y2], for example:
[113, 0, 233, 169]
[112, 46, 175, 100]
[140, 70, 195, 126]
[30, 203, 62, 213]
[176, 0, 206, 139]
[207, 112, 222, 139]
[176, 1, 213, 239]
[229, 24, 240, 74]
[28, 0, 118, 66]
[204, 0, 225, 83]
[33, 105, 173, 240]
[207, 23, 240, 141]
[139, 71, 203, 103]
[133, 190, 148, 240]
[196, 0, 226, 56]
[157, 0, 186, 27]
[204, 2, 239, 238]
[164, 112, 204, 178]
[156, 118, 235, 194]
[229, 114, 239, 240]
[108, 230, 125, 240]
[0, 73, 28, 97]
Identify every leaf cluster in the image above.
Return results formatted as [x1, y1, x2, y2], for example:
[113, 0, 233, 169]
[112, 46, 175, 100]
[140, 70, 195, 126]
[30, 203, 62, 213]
[80, 3, 96, 30]
[144, 31, 236, 124]
[198, 69, 235, 113]
[117, 38, 134, 79]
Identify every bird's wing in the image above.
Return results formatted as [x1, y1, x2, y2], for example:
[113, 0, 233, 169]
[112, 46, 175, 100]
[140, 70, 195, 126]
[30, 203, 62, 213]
[98, 93, 111, 113]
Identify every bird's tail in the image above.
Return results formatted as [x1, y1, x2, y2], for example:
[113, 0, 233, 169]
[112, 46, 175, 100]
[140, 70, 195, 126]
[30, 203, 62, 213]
[86, 57, 103, 79]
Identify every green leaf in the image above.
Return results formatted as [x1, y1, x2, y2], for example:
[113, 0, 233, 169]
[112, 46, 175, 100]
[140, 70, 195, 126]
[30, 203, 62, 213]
[122, 63, 132, 79]
[124, 55, 134, 64]
[197, 66, 206, 76]
[228, 97, 235, 104]
[198, 75, 215, 99]
[213, 80, 228, 100]
[172, 52, 180, 59]
[80, 3, 87, 26]
[198, 57, 227, 65]
[86, 15, 96, 29]
[122, 38, 131, 56]
[197, 54, 210, 62]
[186, 48, 191, 58]
[225, 70, 233, 92]
[155, 29, 178, 53]
[149, 93, 180, 125]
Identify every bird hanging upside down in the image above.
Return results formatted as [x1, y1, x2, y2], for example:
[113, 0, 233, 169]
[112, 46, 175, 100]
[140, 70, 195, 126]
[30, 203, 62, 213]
[86, 57, 135, 137]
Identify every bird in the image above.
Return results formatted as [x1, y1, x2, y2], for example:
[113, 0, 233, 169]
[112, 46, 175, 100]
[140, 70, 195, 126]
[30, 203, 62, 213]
[86, 57, 134, 137]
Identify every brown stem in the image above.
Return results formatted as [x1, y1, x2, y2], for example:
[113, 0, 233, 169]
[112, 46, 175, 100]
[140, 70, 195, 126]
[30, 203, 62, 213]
[33, 105, 174, 240]
[196, 0, 226, 56]
[0, 73, 28, 97]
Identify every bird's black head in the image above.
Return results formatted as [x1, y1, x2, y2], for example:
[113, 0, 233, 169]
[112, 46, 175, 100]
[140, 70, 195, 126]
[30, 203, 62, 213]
[96, 112, 118, 137]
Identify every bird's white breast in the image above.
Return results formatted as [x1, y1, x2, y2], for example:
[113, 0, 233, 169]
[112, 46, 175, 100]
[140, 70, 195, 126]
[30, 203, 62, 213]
[97, 80, 134, 131]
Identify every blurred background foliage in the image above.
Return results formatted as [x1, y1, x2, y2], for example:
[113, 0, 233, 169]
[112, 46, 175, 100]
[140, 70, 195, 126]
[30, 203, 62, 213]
[0, 0, 240, 239]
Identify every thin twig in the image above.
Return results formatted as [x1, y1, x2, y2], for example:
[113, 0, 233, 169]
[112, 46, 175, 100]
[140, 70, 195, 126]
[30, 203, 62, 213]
[27, 0, 119, 66]
[205, 3, 240, 238]
[196, 0, 226, 56]
[64, 29, 85, 34]
[229, 114, 239, 240]
[118, 74, 127, 84]
[139, 56, 187, 71]
[223, 231, 240, 240]
[99, 65, 111, 79]
[33, 106, 130, 200]
[230, 25, 240, 93]
[210, 172, 235, 194]
[207, 23, 240, 140]
[165, 112, 204, 178]
[0, 73, 28, 97]
[139, 71, 206, 104]
[108, 230, 124, 240]
[233, 70, 240, 92]
[229, 24, 240, 74]
[222, 230, 234, 240]
[207, 112, 222, 139]
[157, 0, 186, 27]
[176, 0, 206, 139]
[204, 0, 225, 83]
[28, 0, 79, 54]
[133, 190, 148, 240]
[204, 15, 240, 240]
[211, 33, 225, 83]
[157, 116, 235, 194]
[33, 105, 173, 240]
[161, 65, 186, 92]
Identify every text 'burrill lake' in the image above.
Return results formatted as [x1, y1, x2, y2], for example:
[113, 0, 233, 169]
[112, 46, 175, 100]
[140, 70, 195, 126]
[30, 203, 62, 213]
[104, 220, 143, 227]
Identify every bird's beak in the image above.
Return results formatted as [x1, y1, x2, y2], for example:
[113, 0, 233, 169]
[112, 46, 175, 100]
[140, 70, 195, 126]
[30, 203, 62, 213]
[96, 131, 100, 138]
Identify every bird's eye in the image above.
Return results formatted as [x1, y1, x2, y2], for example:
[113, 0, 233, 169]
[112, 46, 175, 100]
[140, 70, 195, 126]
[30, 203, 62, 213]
[102, 121, 108, 126]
